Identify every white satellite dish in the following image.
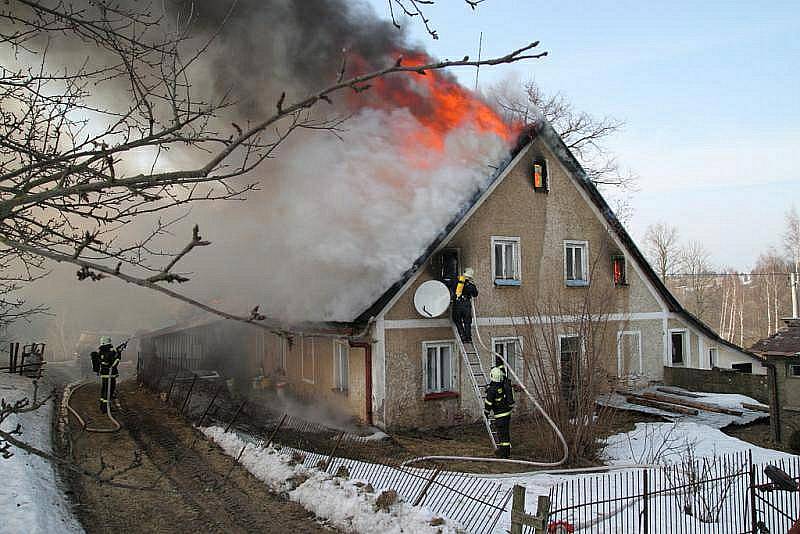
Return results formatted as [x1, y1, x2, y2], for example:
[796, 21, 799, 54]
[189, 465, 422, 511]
[414, 280, 451, 318]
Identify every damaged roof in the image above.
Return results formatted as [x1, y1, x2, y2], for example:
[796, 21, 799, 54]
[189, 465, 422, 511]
[354, 119, 758, 361]
[751, 319, 800, 356]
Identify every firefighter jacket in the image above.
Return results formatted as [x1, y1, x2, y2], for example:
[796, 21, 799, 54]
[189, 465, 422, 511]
[97, 344, 121, 378]
[449, 276, 478, 310]
[484, 380, 515, 419]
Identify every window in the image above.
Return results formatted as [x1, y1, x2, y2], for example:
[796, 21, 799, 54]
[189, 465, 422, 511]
[564, 241, 589, 286]
[492, 236, 521, 285]
[301, 336, 315, 383]
[493, 337, 523, 378]
[434, 248, 460, 282]
[532, 160, 548, 191]
[789, 364, 800, 378]
[423, 342, 455, 394]
[333, 340, 349, 392]
[670, 331, 686, 366]
[559, 335, 581, 413]
[708, 347, 718, 369]
[612, 255, 627, 286]
[617, 331, 642, 376]
[732, 362, 753, 373]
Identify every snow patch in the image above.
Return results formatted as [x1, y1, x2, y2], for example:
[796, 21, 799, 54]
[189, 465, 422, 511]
[202, 425, 459, 533]
[0, 373, 83, 534]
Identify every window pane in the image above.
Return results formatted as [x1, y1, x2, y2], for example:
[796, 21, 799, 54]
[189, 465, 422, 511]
[566, 247, 574, 280]
[504, 244, 514, 278]
[440, 346, 451, 390]
[494, 244, 503, 278]
[575, 246, 583, 280]
[427, 347, 437, 391]
[671, 333, 684, 364]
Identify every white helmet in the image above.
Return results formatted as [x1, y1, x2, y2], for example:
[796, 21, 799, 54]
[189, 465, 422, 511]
[490, 366, 505, 383]
[463, 267, 475, 280]
[100, 336, 112, 346]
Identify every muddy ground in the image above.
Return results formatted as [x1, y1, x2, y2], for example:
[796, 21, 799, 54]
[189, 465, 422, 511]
[62, 381, 333, 534]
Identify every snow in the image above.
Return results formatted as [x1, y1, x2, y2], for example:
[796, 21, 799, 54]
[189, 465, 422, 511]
[0, 373, 83, 534]
[202, 425, 460, 533]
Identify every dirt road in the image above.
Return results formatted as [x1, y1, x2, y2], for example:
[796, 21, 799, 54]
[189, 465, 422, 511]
[63, 381, 333, 533]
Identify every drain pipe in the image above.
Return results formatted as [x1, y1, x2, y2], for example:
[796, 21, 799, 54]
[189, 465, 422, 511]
[349, 340, 373, 426]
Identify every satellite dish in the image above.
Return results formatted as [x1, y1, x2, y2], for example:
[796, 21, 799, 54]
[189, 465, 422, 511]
[414, 280, 451, 318]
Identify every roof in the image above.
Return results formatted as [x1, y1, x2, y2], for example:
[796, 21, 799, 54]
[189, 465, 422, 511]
[751, 319, 800, 357]
[355, 120, 760, 362]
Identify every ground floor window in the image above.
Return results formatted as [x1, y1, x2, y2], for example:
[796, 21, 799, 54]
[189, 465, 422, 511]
[708, 347, 718, 368]
[617, 331, 642, 376]
[559, 335, 581, 413]
[423, 341, 455, 394]
[333, 340, 349, 392]
[670, 330, 686, 366]
[492, 337, 523, 378]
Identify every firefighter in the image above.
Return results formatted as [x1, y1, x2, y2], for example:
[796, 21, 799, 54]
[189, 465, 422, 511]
[96, 336, 121, 412]
[450, 267, 478, 343]
[484, 366, 514, 458]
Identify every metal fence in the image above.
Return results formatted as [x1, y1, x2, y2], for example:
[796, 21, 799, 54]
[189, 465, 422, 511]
[548, 450, 800, 534]
[138, 355, 512, 534]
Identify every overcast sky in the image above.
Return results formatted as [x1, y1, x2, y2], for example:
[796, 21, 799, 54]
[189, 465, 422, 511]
[366, 0, 800, 270]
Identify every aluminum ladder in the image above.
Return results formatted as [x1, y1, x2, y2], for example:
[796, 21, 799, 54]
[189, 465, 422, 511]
[452, 324, 498, 449]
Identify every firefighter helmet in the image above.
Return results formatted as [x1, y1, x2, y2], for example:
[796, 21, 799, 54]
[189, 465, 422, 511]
[463, 267, 475, 280]
[100, 336, 112, 346]
[490, 366, 505, 383]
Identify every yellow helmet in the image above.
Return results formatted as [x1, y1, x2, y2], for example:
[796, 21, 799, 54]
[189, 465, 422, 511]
[490, 366, 505, 382]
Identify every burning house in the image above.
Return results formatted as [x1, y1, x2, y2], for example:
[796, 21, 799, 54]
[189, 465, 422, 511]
[139, 115, 762, 431]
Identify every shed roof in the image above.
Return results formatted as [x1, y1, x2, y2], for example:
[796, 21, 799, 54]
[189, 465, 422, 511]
[751, 318, 800, 356]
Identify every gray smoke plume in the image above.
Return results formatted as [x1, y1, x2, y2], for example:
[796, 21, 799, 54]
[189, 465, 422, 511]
[11, 0, 516, 346]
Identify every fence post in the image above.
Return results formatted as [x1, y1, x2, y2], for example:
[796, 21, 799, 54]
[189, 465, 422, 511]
[165, 371, 179, 402]
[511, 484, 525, 534]
[749, 450, 757, 534]
[224, 400, 247, 433]
[642, 469, 649, 534]
[180, 373, 198, 415]
[324, 431, 345, 472]
[413, 468, 441, 507]
[264, 414, 288, 449]
[535, 495, 551, 534]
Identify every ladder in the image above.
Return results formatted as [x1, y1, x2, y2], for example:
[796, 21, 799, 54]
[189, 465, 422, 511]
[452, 324, 498, 449]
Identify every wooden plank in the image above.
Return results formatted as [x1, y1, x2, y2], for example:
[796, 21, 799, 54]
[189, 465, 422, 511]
[640, 392, 743, 416]
[625, 395, 699, 415]
[656, 386, 702, 398]
[741, 402, 770, 413]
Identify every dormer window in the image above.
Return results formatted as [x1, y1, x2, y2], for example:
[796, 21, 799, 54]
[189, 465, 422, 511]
[532, 160, 548, 192]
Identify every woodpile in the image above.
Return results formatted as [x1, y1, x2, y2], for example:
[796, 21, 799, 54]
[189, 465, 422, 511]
[741, 402, 770, 413]
[656, 387, 702, 399]
[622, 393, 699, 415]
[638, 392, 743, 416]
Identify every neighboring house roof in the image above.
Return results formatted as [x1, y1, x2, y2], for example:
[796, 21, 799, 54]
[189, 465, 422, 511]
[751, 319, 800, 357]
[354, 119, 760, 362]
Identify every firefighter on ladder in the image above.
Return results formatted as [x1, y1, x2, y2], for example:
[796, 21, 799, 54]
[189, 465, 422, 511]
[92, 336, 121, 412]
[484, 366, 515, 458]
[450, 267, 478, 343]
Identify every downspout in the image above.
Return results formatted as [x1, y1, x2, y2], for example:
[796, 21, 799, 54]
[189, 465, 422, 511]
[764, 360, 781, 443]
[349, 340, 373, 426]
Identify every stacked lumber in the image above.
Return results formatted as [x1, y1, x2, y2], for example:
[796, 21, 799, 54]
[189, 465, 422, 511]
[656, 387, 702, 399]
[741, 402, 770, 413]
[622, 393, 699, 415]
[639, 392, 743, 416]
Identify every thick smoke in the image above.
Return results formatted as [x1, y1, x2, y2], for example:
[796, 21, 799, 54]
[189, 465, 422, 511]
[12, 0, 516, 341]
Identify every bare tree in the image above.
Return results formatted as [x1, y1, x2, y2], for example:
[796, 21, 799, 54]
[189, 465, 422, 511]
[784, 206, 800, 273]
[0, 1, 545, 335]
[644, 222, 681, 282]
[677, 241, 715, 322]
[388, 0, 487, 39]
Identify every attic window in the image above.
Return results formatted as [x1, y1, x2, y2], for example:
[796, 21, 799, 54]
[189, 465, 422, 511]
[612, 255, 627, 286]
[532, 160, 548, 191]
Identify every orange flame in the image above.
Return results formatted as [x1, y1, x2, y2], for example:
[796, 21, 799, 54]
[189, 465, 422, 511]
[349, 51, 519, 166]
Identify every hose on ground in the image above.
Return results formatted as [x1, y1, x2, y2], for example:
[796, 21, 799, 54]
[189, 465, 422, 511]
[65, 378, 121, 433]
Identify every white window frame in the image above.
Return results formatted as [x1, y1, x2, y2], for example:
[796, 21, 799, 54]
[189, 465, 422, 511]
[422, 340, 457, 395]
[564, 240, 590, 286]
[333, 340, 349, 392]
[616, 330, 643, 377]
[669, 329, 688, 367]
[708, 347, 719, 369]
[492, 336, 524, 379]
[301, 336, 315, 383]
[491, 236, 522, 284]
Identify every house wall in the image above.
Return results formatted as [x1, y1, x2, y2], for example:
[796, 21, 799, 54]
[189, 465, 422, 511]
[380, 138, 671, 429]
[665, 317, 766, 375]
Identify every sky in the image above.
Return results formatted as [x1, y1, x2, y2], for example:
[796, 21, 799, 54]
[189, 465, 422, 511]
[366, 0, 800, 270]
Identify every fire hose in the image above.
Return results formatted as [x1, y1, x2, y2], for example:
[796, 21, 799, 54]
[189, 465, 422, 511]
[65, 376, 121, 433]
[403, 298, 568, 468]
